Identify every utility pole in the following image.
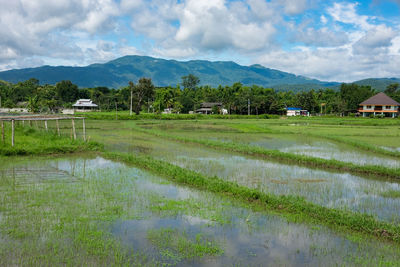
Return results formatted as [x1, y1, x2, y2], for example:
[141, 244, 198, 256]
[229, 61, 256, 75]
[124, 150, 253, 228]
[248, 98, 250, 116]
[130, 89, 133, 116]
[129, 81, 134, 116]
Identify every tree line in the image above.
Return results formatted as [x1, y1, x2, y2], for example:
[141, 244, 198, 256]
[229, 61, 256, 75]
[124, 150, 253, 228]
[0, 75, 399, 115]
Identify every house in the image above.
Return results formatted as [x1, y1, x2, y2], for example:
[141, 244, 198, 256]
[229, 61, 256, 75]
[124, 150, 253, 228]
[196, 102, 223, 114]
[72, 99, 98, 112]
[162, 108, 173, 114]
[358, 92, 399, 118]
[286, 107, 309, 116]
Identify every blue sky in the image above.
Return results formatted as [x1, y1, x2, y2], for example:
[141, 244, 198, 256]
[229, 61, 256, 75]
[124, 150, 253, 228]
[0, 0, 399, 82]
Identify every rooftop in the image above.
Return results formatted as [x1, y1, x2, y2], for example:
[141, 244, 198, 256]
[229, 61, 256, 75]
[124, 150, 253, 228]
[360, 92, 400, 106]
[73, 99, 98, 107]
[200, 102, 222, 108]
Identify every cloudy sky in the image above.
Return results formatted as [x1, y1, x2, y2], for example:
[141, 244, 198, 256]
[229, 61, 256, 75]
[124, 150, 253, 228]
[1, 0, 399, 82]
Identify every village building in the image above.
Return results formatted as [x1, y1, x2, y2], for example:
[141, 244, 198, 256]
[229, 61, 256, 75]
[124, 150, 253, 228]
[286, 107, 309, 116]
[72, 99, 98, 112]
[196, 102, 223, 114]
[358, 92, 399, 118]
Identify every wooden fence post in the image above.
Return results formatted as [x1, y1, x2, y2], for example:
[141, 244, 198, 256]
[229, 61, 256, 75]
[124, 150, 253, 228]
[82, 118, 86, 142]
[1, 121, 4, 143]
[72, 119, 76, 140]
[56, 119, 60, 136]
[11, 119, 14, 147]
[45, 120, 48, 131]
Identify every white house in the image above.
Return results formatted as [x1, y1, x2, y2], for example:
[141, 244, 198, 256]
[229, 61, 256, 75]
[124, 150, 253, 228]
[358, 92, 399, 118]
[72, 99, 98, 112]
[286, 107, 309, 116]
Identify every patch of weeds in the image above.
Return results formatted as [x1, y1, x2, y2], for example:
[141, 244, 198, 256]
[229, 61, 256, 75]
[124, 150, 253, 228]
[147, 227, 223, 263]
[380, 190, 400, 199]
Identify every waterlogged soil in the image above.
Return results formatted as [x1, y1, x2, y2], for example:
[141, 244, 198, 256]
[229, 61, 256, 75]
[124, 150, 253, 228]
[1, 155, 400, 266]
[151, 143, 400, 223]
[85, 121, 400, 223]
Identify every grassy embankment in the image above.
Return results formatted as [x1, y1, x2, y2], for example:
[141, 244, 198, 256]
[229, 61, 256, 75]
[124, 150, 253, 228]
[0, 123, 101, 156]
[132, 124, 400, 178]
[104, 152, 400, 243]
[76, 111, 279, 120]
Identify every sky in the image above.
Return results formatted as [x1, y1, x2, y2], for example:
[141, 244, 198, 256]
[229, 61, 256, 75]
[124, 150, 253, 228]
[0, 0, 399, 82]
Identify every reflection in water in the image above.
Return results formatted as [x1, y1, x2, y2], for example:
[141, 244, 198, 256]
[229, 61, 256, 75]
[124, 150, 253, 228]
[168, 153, 400, 223]
[246, 135, 399, 169]
[87, 125, 400, 223]
[1, 155, 399, 266]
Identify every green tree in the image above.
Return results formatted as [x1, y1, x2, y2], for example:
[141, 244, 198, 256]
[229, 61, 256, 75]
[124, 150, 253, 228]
[11, 78, 39, 104]
[385, 83, 400, 103]
[340, 83, 375, 113]
[295, 90, 319, 113]
[384, 83, 399, 95]
[154, 87, 183, 113]
[27, 95, 40, 113]
[56, 80, 79, 103]
[181, 74, 200, 90]
[132, 78, 155, 115]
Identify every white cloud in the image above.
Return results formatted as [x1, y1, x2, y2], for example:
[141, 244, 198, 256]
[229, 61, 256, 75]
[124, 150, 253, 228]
[278, 0, 308, 15]
[0, 0, 121, 68]
[0, 0, 399, 83]
[258, 44, 400, 82]
[320, 15, 328, 25]
[327, 2, 373, 30]
[120, 0, 143, 12]
[143, 0, 277, 56]
[75, 0, 120, 33]
[293, 27, 349, 47]
[353, 24, 397, 54]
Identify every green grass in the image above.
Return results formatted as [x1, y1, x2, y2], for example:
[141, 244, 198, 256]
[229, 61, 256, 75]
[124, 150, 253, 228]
[104, 152, 400, 243]
[147, 228, 223, 263]
[76, 111, 279, 120]
[0, 125, 102, 156]
[380, 190, 400, 198]
[0, 161, 147, 265]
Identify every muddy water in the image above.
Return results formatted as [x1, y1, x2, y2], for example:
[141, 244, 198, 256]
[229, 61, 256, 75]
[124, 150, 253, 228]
[1, 155, 399, 266]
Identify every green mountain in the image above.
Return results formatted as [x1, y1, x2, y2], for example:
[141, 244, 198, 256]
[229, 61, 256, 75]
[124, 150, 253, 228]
[0, 55, 338, 89]
[352, 78, 400, 91]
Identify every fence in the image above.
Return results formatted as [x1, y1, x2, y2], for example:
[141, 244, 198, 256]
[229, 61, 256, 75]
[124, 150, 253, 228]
[0, 115, 86, 147]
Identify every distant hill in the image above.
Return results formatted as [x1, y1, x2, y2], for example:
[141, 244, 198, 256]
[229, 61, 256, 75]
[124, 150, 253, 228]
[0, 55, 338, 89]
[352, 78, 400, 91]
[325, 78, 400, 92]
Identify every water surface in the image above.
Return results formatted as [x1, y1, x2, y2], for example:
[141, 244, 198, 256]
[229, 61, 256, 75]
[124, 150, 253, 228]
[1, 155, 400, 266]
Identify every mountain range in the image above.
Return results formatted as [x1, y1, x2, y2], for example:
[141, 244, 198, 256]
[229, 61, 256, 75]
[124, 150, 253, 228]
[0, 55, 398, 91]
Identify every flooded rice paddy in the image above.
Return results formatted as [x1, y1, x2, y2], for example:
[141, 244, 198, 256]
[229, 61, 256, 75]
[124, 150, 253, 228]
[86, 121, 400, 224]
[1, 155, 400, 266]
[141, 122, 400, 169]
